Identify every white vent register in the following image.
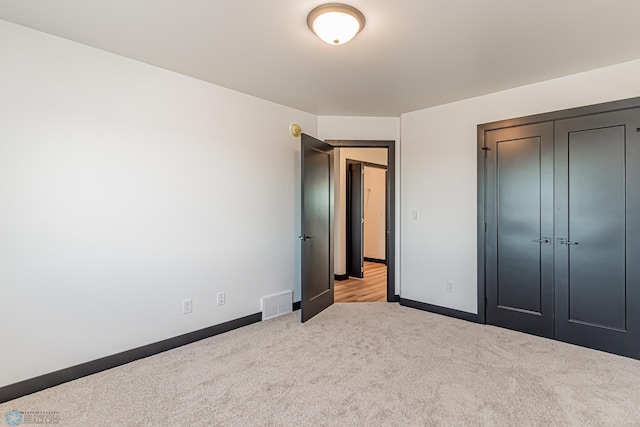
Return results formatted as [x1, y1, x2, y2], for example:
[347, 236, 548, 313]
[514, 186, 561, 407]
[261, 291, 293, 320]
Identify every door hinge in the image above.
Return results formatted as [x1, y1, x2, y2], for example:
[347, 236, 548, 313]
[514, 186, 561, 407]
[484, 223, 487, 232]
[361, 267, 364, 273]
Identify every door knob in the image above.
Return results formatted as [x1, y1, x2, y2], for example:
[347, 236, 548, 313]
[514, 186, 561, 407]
[531, 238, 550, 244]
[298, 234, 315, 241]
[558, 238, 578, 246]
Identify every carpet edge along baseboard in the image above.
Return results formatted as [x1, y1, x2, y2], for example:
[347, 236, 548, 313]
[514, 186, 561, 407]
[0, 312, 262, 404]
[399, 298, 480, 323]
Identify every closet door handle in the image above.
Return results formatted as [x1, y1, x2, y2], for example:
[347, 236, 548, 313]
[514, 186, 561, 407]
[558, 238, 578, 246]
[531, 238, 550, 244]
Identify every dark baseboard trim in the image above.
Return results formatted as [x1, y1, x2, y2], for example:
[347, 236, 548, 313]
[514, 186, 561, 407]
[334, 273, 349, 281]
[364, 257, 386, 265]
[388, 294, 400, 302]
[293, 301, 301, 311]
[399, 298, 481, 324]
[0, 312, 262, 404]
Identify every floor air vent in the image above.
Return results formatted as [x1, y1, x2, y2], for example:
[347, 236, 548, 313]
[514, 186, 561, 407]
[261, 291, 293, 320]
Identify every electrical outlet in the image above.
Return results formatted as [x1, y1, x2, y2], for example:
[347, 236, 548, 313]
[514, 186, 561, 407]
[412, 209, 420, 220]
[183, 299, 193, 314]
[217, 292, 226, 306]
[446, 281, 454, 293]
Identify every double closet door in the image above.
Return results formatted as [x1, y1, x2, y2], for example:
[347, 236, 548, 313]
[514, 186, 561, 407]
[484, 107, 640, 359]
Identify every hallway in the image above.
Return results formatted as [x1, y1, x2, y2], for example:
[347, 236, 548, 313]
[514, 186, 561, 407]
[334, 261, 387, 302]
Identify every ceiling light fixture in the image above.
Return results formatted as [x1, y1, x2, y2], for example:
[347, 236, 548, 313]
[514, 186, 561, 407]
[307, 3, 366, 46]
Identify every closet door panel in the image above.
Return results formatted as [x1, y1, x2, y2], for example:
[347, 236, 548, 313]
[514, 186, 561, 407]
[497, 137, 542, 313]
[568, 126, 626, 329]
[485, 122, 554, 338]
[555, 108, 640, 358]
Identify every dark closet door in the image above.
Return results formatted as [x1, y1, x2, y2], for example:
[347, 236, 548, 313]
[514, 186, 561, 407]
[347, 162, 364, 278]
[555, 109, 640, 358]
[485, 122, 554, 338]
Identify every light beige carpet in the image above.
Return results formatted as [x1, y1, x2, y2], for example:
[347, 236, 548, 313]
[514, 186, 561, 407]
[3, 303, 640, 426]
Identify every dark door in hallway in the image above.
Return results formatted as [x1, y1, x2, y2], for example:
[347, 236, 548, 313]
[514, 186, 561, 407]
[300, 134, 334, 322]
[347, 162, 364, 278]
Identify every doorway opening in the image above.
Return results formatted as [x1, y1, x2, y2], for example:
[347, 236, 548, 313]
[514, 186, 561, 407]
[336, 157, 388, 302]
[326, 142, 396, 304]
[300, 135, 396, 322]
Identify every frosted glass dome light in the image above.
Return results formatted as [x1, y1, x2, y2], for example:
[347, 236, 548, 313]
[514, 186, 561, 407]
[307, 4, 366, 46]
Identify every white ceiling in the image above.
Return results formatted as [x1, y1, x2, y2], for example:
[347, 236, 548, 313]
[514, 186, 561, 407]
[2, 0, 640, 116]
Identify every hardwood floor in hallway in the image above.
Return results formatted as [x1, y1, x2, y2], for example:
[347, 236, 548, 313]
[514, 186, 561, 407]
[334, 261, 387, 302]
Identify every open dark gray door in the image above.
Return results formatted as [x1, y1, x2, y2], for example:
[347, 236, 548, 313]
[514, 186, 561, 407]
[300, 134, 334, 322]
[347, 162, 364, 278]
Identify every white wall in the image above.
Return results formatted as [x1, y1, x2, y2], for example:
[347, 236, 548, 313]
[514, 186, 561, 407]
[364, 166, 386, 260]
[0, 20, 317, 387]
[317, 116, 400, 142]
[317, 116, 400, 289]
[400, 59, 640, 314]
